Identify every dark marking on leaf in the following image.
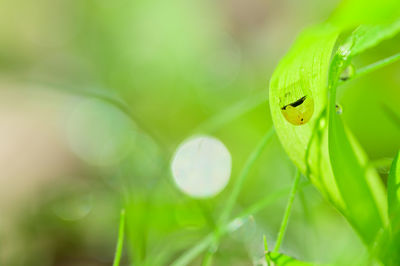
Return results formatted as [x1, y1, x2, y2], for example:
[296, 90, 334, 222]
[281, 96, 307, 110]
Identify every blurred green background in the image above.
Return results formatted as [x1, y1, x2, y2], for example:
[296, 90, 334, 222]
[0, 0, 399, 265]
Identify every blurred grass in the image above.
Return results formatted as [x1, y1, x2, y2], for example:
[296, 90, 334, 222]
[0, 0, 399, 265]
[112, 209, 125, 266]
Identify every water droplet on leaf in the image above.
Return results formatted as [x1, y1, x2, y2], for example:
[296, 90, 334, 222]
[336, 104, 343, 114]
[340, 64, 355, 81]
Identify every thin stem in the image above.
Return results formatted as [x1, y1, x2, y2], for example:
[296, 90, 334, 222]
[171, 217, 248, 266]
[193, 91, 267, 134]
[113, 209, 126, 266]
[170, 183, 307, 266]
[381, 103, 400, 130]
[219, 128, 275, 226]
[239, 187, 292, 218]
[202, 249, 215, 266]
[196, 200, 216, 229]
[371, 157, 396, 169]
[201, 128, 275, 264]
[341, 52, 400, 83]
[171, 235, 214, 266]
[263, 235, 272, 266]
[273, 169, 301, 252]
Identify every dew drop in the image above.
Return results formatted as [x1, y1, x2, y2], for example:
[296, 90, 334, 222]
[319, 117, 327, 129]
[340, 64, 355, 81]
[336, 104, 343, 115]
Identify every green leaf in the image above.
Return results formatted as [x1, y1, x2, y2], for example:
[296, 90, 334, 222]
[269, 22, 386, 243]
[326, 73, 386, 243]
[268, 252, 321, 266]
[337, 18, 400, 59]
[269, 24, 343, 205]
[330, 0, 400, 28]
[171, 186, 296, 266]
[388, 151, 400, 231]
[113, 209, 126, 266]
[274, 170, 301, 253]
[263, 235, 272, 266]
[382, 104, 400, 130]
[324, 17, 400, 245]
[270, 0, 400, 247]
[384, 151, 400, 265]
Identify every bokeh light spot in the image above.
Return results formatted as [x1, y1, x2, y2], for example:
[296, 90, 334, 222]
[52, 193, 93, 221]
[171, 136, 232, 198]
[67, 98, 136, 166]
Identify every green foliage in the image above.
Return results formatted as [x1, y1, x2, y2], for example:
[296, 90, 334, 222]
[268, 252, 316, 266]
[171, 189, 292, 266]
[273, 170, 301, 253]
[269, 25, 340, 203]
[269, 0, 400, 263]
[113, 209, 126, 266]
[385, 151, 400, 264]
[327, 18, 400, 245]
[2, 0, 400, 265]
[327, 60, 385, 244]
[339, 19, 400, 58]
[264, 237, 320, 266]
[173, 129, 275, 265]
[388, 151, 400, 233]
[330, 0, 400, 27]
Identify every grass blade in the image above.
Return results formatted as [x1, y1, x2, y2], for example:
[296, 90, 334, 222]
[388, 151, 400, 230]
[339, 19, 400, 58]
[193, 91, 267, 134]
[382, 104, 400, 130]
[268, 0, 400, 262]
[353, 53, 400, 80]
[327, 77, 385, 243]
[113, 209, 126, 266]
[171, 217, 248, 266]
[219, 127, 275, 225]
[269, 24, 344, 207]
[170, 184, 302, 266]
[263, 235, 272, 266]
[269, 252, 316, 266]
[386, 151, 400, 264]
[340, 52, 400, 84]
[201, 128, 275, 264]
[273, 169, 301, 252]
[324, 17, 400, 244]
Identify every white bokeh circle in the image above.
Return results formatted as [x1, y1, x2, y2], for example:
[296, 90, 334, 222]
[67, 98, 136, 166]
[171, 136, 232, 198]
